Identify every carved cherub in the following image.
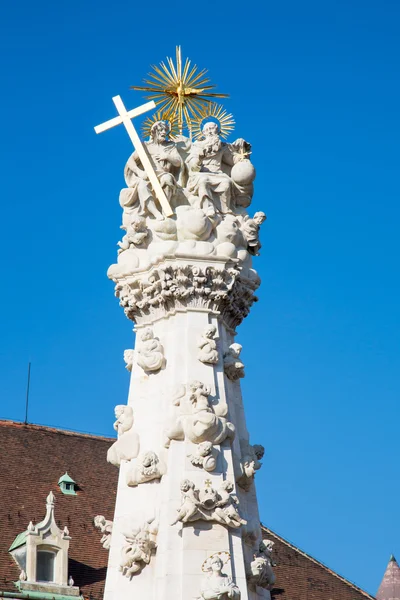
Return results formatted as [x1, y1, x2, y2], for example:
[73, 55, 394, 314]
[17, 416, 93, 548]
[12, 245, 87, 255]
[198, 325, 219, 365]
[246, 540, 276, 590]
[136, 328, 165, 373]
[117, 216, 149, 254]
[240, 211, 266, 256]
[215, 481, 246, 528]
[120, 518, 158, 578]
[126, 451, 166, 487]
[123, 349, 134, 372]
[93, 515, 113, 550]
[113, 405, 133, 436]
[171, 479, 201, 525]
[237, 442, 265, 491]
[188, 441, 217, 472]
[223, 343, 245, 381]
[107, 405, 140, 467]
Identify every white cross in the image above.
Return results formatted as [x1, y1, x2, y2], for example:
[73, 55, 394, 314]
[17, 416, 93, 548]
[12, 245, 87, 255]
[94, 96, 174, 217]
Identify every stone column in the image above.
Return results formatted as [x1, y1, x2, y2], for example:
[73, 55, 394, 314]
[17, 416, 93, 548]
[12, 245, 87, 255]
[100, 118, 274, 600]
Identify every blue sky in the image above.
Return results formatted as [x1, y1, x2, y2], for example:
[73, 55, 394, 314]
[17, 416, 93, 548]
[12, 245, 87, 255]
[0, 0, 399, 594]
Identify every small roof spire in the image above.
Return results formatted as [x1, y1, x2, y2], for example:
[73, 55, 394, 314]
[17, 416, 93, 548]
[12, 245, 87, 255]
[377, 554, 400, 600]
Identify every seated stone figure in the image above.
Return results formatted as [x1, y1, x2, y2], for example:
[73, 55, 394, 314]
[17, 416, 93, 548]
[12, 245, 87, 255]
[186, 122, 254, 215]
[120, 120, 187, 223]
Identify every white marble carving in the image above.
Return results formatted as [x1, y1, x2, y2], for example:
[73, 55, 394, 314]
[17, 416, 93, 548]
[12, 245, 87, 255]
[223, 343, 245, 381]
[111, 262, 260, 329]
[246, 541, 276, 591]
[93, 515, 113, 550]
[237, 442, 265, 491]
[187, 123, 254, 215]
[107, 405, 140, 467]
[200, 553, 241, 600]
[123, 349, 134, 372]
[119, 517, 158, 579]
[171, 479, 246, 528]
[241, 212, 266, 256]
[136, 328, 165, 373]
[164, 380, 235, 447]
[120, 120, 187, 223]
[118, 217, 149, 254]
[188, 441, 217, 472]
[126, 451, 166, 486]
[198, 325, 219, 365]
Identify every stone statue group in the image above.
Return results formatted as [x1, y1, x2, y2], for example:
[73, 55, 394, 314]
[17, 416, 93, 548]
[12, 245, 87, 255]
[109, 119, 266, 281]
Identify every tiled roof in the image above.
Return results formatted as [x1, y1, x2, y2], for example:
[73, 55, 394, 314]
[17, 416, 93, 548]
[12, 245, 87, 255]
[0, 420, 374, 600]
[262, 525, 375, 600]
[377, 555, 400, 600]
[0, 420, 118, 600]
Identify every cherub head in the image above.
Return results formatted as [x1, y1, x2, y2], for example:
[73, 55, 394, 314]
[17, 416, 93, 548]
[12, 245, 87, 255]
[229, 343, 242, 358]
[204, 325, 217, 339]
[220, 480, 234, 493]
[253, 211, 266, 226]
[142, 451, 158, 468]
[140, 328, 154, 342]
[198, 441, 213, 457]
[114, 405, 126, 418]
[180, 479, 194, 493]
[253, 444, 265, 460]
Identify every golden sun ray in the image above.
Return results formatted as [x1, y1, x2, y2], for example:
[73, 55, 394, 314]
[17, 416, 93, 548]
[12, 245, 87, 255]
[131, 46, 229, 135]
[192, 103, 235, 140]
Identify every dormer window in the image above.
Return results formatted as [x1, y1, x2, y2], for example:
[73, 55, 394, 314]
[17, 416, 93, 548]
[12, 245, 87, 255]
[58, 472, 77, 495]
[9, 491, 80, 597]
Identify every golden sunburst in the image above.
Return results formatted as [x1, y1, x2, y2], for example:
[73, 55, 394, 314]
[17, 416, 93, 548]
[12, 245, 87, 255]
[131, 46, 229, 135]
[141, 110, 180, 140]
[192, 103, 235, 140]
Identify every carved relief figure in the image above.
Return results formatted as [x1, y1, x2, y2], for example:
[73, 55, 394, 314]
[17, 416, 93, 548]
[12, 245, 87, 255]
[200, 554, 241, 600]
[187, 122, 253, 215]
[120, 518, 158, 579]
[223, 343, 245, 381]
[126, 451, 166, 486]
[120, 121, 186, 221]
[198, 325, 219, 365]
[123, 349, 134, 372]
[240, 212, 266, 256]
[171, 479, 246, 529]
[107, 405, 140, 467]
[188, 441, 217, 472]
[118, 217, 149, 254]
[237, 442, 265, 491]
[136, 328, 165, 373]
[93, 515, 113, 550]
[246, 540, 276, 590]
[164, 381, 235, 447]
[214, 480, 247, 527]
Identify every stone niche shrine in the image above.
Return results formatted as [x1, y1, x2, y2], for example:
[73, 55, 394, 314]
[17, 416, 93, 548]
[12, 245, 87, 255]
[94, 46, 274, 600]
